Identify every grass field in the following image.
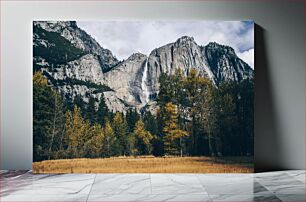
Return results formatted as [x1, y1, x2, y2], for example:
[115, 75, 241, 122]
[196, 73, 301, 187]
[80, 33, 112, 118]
[33, 156, 253, 173]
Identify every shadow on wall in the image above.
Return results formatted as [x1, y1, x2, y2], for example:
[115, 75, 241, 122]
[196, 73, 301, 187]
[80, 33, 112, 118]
[254, 24, 284, 172]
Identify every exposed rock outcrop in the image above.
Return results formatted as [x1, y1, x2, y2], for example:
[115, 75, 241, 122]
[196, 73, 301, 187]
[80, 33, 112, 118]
[47, 54, 104, 83]
[103, 53, 148, 111]
[202, 42, 254, 86]
[146, 36, 215, 98]
[34, 21, 119, 72]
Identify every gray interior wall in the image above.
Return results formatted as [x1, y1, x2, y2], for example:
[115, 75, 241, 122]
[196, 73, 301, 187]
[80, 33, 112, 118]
[1, 0, 304, 171]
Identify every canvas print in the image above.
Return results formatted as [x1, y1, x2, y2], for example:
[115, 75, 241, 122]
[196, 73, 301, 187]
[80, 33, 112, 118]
[33, 21, 254, 173]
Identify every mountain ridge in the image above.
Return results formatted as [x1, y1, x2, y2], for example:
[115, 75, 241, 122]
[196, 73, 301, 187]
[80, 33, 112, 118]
[33, 21, 254, 113]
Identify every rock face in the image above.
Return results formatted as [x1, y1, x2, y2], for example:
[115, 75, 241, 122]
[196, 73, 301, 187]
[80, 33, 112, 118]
[50, 54, 104, 83]
[34, 21, 119, 72]
[103, 53, 148, 111]
[33, 21, 254, 113]
[146, 36, 215, 98]
[201, 42, 254, 86]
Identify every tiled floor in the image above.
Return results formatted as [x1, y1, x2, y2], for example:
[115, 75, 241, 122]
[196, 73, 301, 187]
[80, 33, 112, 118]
[0, 170, 305, 201]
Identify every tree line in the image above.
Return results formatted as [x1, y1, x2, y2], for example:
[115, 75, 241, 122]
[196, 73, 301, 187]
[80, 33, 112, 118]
[33, 68, 253, 162]
[156, 69, 254, 157]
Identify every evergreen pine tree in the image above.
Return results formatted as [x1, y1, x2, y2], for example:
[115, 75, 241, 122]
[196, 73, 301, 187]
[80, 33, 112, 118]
[112, 112, 128, 155]
[97, 93, 109, 127]
[126, 108, 140, 133]
[86, 96, 97, 124]
[33, 71, 55, 161]
[46, 92, 66, 160]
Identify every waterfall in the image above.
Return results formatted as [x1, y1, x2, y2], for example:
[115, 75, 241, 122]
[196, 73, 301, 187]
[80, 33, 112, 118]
[141, 58, 150, 103]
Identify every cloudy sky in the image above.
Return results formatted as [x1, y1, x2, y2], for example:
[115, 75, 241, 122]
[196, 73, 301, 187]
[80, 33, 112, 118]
[77, 21, 254, 69]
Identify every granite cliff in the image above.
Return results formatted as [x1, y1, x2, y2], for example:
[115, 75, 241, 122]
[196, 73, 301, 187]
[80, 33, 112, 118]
[33, 21, 254, 113]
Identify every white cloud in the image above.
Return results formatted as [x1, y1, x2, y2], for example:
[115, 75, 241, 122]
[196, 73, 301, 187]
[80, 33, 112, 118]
[237, 48, 254, 69]
[77, 21, 254, 68]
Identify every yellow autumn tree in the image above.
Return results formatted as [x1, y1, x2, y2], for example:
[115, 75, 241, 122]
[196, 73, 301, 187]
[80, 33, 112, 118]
[134, 119, 153, 154]
[103, 119, 116, 157]
[163, 102, 188, 156]
[65, 106, 91, 158]
[84, 123, 104, 158]
[33, 71, 48, 87]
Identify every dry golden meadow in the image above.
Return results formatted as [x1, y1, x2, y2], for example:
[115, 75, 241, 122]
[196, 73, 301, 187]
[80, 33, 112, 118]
[33, 156, 253, 173]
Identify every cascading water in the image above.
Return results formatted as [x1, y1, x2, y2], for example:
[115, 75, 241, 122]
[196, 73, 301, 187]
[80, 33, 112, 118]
[141, 58, 150, 103]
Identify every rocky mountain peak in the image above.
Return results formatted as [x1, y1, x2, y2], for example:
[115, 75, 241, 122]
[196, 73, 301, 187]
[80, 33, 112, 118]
[173, 36, 198, 50]
[202, 42, 253, 85]
[33, 21, 77, 32]
[175, 35, 195, 44]
[127, 53, 147, 61]
[205, 42, 236, 56]
[33, 21, 119, 73]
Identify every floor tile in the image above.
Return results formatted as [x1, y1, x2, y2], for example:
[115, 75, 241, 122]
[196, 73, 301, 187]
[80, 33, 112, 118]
[88, 194, 211, 202]
[198, 174, 254, 195]
[268, 184, 305, 195]
[1, 170, 305, 202]
[255, 171, 293, 181]
[286, 170, 306, 183]
[275, 194, 306, 202]
[253, 194, 282, 202]
[1, 194, 88, 202]
[256, 174, 305, 195]
[1, 173, 53, 196]
[253, 181, 273, 194]
[150, 174, 207, 195]
[1, 174, 95, 196]
[210, 194, 281, 202]
[90, 174, 151, 195]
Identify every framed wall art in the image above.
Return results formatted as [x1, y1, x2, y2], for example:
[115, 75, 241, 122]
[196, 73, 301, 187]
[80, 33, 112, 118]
[33, 21, 254, 173]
